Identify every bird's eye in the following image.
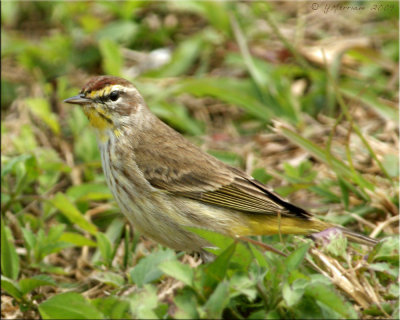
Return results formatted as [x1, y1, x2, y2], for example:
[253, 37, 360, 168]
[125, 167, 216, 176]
[109, 91, 119, 101]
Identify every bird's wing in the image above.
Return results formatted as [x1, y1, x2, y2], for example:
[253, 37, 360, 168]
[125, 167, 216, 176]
[133, 119, 310, 219]
[175, 167, 311, 219]
[147, 163, 311, 219]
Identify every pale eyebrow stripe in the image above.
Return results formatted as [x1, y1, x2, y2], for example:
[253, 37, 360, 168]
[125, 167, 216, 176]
[110, 85, 136, 93]
[89, 84, 137, 99]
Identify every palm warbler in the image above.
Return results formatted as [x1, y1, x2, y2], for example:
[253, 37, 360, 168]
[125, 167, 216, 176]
[64, 76, 377, 260]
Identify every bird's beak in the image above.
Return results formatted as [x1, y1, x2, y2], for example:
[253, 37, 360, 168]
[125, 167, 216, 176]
[63, 94, 92, 105]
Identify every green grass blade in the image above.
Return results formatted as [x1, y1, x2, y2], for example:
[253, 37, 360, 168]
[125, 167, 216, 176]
[274, 122, 375, 191]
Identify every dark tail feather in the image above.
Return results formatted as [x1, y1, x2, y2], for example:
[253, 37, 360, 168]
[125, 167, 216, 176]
[310, 220, 379, 246]
[338, 227, 378, 246]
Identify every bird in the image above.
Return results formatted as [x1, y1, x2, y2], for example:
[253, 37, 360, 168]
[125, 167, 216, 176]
[64, 75, 378, 261]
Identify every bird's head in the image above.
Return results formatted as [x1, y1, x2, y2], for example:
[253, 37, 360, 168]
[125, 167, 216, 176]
[64, 76, 146, 133]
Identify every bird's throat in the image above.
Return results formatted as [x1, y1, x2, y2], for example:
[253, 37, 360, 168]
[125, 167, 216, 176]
[83, 107, 116, 142]
[84, 108, 113, 129]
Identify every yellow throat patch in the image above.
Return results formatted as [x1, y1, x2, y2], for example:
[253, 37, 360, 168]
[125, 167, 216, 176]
[82, 85, 125, 141]
[83, 107, 113, 131]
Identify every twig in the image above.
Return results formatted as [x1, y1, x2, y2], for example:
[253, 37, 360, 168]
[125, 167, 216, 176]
[369, 215, 399, 238]
[238, 236, 287, 257]
[310, 248, 370, 308]
[349, 213, 376, 229]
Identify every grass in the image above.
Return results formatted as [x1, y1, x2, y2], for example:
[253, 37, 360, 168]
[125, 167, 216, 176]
[1, 1, 399, 319]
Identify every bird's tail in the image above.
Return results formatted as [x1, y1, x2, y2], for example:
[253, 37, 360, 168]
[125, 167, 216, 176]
[310, 219, 378, 246]
[243, 215, 379, 246]
[335, 226, 378, 246]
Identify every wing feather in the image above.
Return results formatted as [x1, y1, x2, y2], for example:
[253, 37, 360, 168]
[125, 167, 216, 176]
[132, 117, 310, 219]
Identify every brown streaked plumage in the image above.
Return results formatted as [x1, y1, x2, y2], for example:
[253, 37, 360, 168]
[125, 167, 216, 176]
[64, 75, 378, 261]
[133, 120, 310, 218]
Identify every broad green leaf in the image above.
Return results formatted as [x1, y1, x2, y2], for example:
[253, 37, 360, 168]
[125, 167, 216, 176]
[382, 154, 399, 178]
[66, 183, 112, 202]
[96, 232, 113, 264]
[19, 275, 56, 295]
[149, 101, 204, 136]
[284, 243, 310, 274]
[1, 276, 22, 300]
[2, 153, 38, 197]
[282, 278, 308, 307]
[129, 249, 175, 287]
[1, 218, 20, 280]
[1, 154, 32, 178]
[96, 20, 137, 44]
[92, 271, 125, 287]
[203, 281, 230, 319]
[21, 227, 36, 252]
[47, 224, 66, 242]
[50, 192, 97, 235]
[104, 218, 126, 243]
[201, 242, 235, 297]
[369, 262, 398, 279]
[146, 35, 204, 78]
[249, 243, 269, 268]
[294, 294, 332, 318]
[197, 1, 231, 35]
[185, 226, 234, 253]
[305, 282, 357, 318]
[25, 98, 60, 134]
[228, 241, 253, 269]
[22, 225, 72, 261]
[39, 241, 73, 259]
[229, 272, 257, 301]
[59, 232, 97, 247]
[154, 303, 169, 319]
[251, 167, 273, 184]
[208, 150, 242, 167]
[174, 288, 200, 319]
[99, 38, 122, 76]
[159, 260, 194, 286]
[265, 310, 281, 319]
[364, 301, 397, 318]
[38, 265, 67, 275]
[309, 184, 341, 203]
[91, 296, 130, 319]
[79, 14, 102, 33]
[39, 292, 104, 319]
[173, 78, 273, 121]
[99, 1, 145, 20]
[129, 284, 159, 319]
[248, 310, 267, 319]
[68, 112, 99, 163]
[369, 236, 399, 263]
[92, 218, 125, 264]
[388, 283, 399, 298]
